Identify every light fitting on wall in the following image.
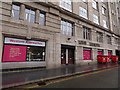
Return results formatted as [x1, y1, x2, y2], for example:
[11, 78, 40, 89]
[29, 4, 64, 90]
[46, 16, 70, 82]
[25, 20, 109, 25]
[68, 38, 71, 40]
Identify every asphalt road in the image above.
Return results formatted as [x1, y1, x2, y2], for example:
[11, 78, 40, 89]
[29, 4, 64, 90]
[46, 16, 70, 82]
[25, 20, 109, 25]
[29, 67, 119, 88]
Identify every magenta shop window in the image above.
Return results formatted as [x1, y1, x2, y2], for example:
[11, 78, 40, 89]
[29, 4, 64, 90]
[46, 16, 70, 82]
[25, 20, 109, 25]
[2, 45, 27, 62]
[98, 50, 103, 56]
[108, 51, 112, 56]
[83, 48, 91, 60]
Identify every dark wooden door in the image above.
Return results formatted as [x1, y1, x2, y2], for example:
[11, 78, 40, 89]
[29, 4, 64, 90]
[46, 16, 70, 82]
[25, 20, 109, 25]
[68, 49, 74, 64]
[61, 48, 66, 64]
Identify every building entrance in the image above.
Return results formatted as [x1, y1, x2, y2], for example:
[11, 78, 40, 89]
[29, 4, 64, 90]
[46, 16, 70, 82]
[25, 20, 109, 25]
[61, 45, 75, 65]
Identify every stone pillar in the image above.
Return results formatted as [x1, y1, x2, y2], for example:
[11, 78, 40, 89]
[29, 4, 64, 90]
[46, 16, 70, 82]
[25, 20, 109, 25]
[112, 50, 116, 55]
[92, 48, 97, 61]
[104, 49, 108, 55]
[98, 2, 102, 25]
[75, 46, 83, 65]
[54, 33, 61, 68]
[19, 4, 25, 20]
[91, 28, 96, 42]
[87, 1, 93, 21]
[46, 38, 55, 69]
[35, 10, 40, 24]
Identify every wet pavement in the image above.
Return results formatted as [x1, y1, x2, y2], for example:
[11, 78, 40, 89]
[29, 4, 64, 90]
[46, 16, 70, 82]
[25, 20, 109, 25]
[2, 62, 119, 88]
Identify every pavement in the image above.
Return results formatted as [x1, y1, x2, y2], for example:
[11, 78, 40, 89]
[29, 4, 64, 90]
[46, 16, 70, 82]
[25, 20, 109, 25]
[1, 62, 119, 89]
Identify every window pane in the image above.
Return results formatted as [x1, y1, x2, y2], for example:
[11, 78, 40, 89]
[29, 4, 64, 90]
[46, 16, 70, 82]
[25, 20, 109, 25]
[30, 14, 35, 23]
[11, 4, 20, 19]
[26, 47, 45, 61]
[39, 13, 45, 25]
[12, 4, 20, 10]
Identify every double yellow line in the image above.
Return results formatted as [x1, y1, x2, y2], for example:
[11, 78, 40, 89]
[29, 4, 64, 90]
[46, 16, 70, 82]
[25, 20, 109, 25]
[27, 66, 118, 89]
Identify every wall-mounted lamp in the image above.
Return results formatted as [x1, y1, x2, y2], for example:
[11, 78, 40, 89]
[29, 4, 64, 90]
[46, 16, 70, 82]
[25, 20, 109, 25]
[68, 38, 71, 40]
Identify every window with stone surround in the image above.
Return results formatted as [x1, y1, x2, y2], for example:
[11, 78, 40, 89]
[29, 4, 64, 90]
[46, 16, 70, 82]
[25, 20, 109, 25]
[96, 32, 103, 43]
[92, 0, 98, 10]
[11, 4, 20, 19]
[39, 13, 45, 26]
[24, 8, 35, 23]
[61, 19, 73, 36]
[93, 14, 99, 25]
[79, 6, 88, 19]
[83, 27, 91, 40]
[106, 35, 111, 44]
[60, 0, 72, 12]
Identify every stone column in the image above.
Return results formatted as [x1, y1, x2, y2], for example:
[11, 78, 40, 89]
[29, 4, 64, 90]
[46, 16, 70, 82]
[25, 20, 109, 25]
[87, 1, 93, 21]
[75, 46, 83, 65]
[54, 33, 61, 68]
[92, 48, 98, 61]
[112, 50, 115, 55]
[104, 49, 108, 55]
[91, 28, 96, 42]
[35, 10, 40, 24]
[19, 4, 25, 20]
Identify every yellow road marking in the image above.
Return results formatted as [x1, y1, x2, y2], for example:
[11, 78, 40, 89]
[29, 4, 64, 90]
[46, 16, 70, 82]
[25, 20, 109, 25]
[27, 67, 118, 89]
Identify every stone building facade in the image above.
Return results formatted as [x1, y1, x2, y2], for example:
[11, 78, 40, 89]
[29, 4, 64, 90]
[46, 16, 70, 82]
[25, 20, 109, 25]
[0, 0, 120, 69]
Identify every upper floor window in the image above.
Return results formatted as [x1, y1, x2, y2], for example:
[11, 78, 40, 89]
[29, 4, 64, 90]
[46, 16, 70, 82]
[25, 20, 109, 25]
[115, 38, 118, 44]
[101, 0, 104, 2]
[103, 20, 107, 28]
[83, 27, 91, 40]
[96, 32, 103, 43]
[93, 14, 99, 25]
[102, 6, 106, 15]
[82, 0, 87, 2]
[11, 4, 20, 19]
[24, 8, 35, 23]
[106, 35, 111, 44]
[79, 6, 88, 19]
[60, 0, 72, 12]
[92, 0, 98, 10]
[61, 19, 73, 36]
[39, 13, 45, 26]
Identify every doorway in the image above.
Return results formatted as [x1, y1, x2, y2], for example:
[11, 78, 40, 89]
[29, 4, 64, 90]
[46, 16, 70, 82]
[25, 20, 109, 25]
[61, 45, 75, 65]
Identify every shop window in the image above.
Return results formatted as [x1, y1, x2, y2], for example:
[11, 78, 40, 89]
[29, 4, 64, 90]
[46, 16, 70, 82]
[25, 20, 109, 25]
[24, 8, 35, 23]
[83, 48, 92, 60]
[39, 13, 45, 26]
[98, 49, 103, 55]
[108, 50, 112, 56]
[60, 0, 72, 12]
[26, 46, 45, 61]
[83, 27, 91, 40]
[2, 45, 27, 62]
[96, 32, 103, 43]
[61, 19, 73, 36]
[11, 4, 20, 19]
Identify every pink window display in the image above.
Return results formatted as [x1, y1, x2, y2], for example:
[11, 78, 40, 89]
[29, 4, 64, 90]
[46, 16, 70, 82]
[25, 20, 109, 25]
[2, 45, 27, 62]
[98, 51, 103, 56]
[108, 51, 112, 56]
[83, 49, 91, 60]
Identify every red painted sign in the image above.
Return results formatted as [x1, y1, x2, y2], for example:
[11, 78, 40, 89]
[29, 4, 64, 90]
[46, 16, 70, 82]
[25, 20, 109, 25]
[2, 45, 27, 62]
[83, 50, 91, 60]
